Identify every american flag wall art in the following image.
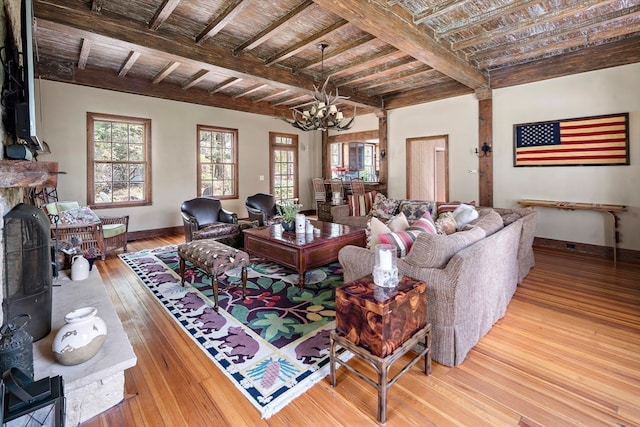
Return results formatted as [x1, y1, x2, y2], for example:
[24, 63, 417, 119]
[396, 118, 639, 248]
[513, 113, 629, 167]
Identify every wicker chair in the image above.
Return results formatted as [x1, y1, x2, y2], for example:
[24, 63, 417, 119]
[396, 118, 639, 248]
[44, 201, 129, 260]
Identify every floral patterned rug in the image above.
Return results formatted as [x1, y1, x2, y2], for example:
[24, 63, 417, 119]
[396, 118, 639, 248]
[119, 245, 347, 419]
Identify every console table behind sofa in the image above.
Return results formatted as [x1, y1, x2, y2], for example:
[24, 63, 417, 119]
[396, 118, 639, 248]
[517, 199, 627, 263]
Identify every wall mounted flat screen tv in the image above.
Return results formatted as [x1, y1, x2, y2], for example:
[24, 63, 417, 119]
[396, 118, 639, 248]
[14, 0, 44, 152]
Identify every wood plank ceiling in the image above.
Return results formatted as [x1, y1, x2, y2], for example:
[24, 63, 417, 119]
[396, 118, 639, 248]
[33, 0, 640, 121]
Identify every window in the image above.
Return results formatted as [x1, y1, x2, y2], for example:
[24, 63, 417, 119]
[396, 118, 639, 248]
[197, 125, 238, 199]
[269, 132, 298, 202]
[329, 142, 379, 182]
[87, 112, 151, 207]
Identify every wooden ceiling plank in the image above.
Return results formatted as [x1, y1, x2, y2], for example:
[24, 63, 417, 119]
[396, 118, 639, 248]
[152, 61, 180, 84]
[195, 0, 251, 45]
[271, 94, 310, 106]
[311, 0, 488, 89]
[356, 65, 437, 91]
[149, 0, 182, 32]
[233, 83, 268, 98]
[208, 77, 242, 94]
[325, 46, 400, 78]
[233, 0, 313, 54]
[252, 88, 289, 103]
[335, 57, 419, 86]
[436, 0, 539, 37]
[34, 1, 382, 109]
[473, 6, 640, 68]
[297, 34, 376, 71]
[78, 38, 92, 70]
[91, 0, 105, 14]
[413, 0, 469, 24]
[264, 19, 349, 66]
[182, 69, 210, 89]
[454, 0, 614, 52]
[118, 51, 141, 77]
[368, 71, 453, 97]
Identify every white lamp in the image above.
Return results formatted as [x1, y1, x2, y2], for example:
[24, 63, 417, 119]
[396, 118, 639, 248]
[373, 244, 399, 287]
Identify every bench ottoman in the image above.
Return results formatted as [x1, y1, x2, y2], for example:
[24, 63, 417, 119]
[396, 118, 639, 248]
[177, 240, 249, 311]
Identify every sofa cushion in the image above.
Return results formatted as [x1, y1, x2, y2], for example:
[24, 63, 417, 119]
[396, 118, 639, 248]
[370, 193, 400, 220]
[347, 190, 377, 216]
[434, 211, 457, 235]
[464, 209, 504, 236]
[404, 225, 486, 268]
[452, 203, 479, 229]
[398, 200, 436, 223]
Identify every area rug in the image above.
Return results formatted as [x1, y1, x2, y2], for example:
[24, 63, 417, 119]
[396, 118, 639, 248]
[119, 245, 348, 418]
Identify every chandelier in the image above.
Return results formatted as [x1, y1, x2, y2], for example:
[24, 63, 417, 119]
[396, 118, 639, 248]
[282, 43, 356, 132]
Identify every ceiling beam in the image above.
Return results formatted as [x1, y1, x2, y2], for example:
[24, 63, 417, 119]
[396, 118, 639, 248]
[233, 0, 313, 54]
[118, 51, 141, 77]
[34, 0, 383, 110]
[264, 19, 349, 66]
[311, 0, 488, 89]
[195, 0, 251, 45]
[149, 0, 182, 32]
[37, 57, 292, 117]
[77, 38, 92, 69]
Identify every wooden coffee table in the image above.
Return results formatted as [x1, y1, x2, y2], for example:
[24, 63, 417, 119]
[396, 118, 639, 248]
[243, 220, 365, 288]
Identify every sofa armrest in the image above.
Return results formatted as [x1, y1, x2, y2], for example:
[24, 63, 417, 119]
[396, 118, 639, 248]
[338, 245, 376, 283]
[180, 212, 198, 241]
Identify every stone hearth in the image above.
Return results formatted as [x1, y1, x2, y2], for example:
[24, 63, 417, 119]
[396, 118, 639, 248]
[33, 269, 137, 426]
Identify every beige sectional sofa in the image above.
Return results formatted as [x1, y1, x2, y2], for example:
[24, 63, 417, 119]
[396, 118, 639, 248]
[338, 206, 537, 367]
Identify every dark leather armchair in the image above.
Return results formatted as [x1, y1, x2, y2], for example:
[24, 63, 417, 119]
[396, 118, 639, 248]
[245, 193, 281, 226]
[180, 197, 240, 246]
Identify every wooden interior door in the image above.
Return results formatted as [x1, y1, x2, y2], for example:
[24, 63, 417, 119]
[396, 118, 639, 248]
[407, 135, 448, 202]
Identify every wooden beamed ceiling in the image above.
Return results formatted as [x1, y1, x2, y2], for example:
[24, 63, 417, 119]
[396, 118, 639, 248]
[32, 0, 640, 119]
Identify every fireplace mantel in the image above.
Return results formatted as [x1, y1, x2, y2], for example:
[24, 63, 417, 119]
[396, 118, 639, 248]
[0, 160, 59, 188]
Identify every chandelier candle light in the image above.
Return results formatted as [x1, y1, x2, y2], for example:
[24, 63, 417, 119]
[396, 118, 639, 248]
[282, 43, 356, 132]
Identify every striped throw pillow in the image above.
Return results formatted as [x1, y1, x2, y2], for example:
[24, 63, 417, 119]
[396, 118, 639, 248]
[348, 190, 377, 216]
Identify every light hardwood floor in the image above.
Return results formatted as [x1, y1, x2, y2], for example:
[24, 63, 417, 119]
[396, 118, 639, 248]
[82, 234, 640, 426]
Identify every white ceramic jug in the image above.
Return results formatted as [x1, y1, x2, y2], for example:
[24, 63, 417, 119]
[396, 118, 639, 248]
[71, 255, 90, 281]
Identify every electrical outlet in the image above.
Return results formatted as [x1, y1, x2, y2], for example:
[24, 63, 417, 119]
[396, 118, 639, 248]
[259, 175, 264, 181]
[566, 243, 576, 249]
[468, 169, 478, 174]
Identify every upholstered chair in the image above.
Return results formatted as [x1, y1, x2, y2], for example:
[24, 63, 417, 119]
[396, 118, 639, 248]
[180, 197, 240, 246]
[245, 193, 281, 226]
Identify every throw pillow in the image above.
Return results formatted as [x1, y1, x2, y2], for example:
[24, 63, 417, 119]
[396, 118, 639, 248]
[397, 200, 436, 223]
[378, 230, 418, 258]
[386, 212, 410, 232]
[347, 190, 377, 217]
[366, 217, 391, 248]
[434, 212, 457, 235]
[59, 206, 101, 225]
[436, 200, 476, 218]
[407, 211, 437, 235]
[370, 193, 400, 220]
[452, 203, 478, 229]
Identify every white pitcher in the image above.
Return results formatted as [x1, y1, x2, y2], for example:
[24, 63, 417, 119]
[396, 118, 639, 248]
[71, 255, 90, 281]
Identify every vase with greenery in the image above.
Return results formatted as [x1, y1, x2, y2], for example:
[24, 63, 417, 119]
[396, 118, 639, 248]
[277, 199, 302, 231]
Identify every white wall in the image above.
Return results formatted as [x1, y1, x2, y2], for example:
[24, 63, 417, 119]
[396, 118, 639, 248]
[37, 81, 322, 232]
[387, 95, 479, 202]
[386, 63, 640, 251]
[38, 63, 640, 251]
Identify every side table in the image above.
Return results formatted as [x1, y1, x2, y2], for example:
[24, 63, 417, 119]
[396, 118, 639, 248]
[330, 275, 431, 423]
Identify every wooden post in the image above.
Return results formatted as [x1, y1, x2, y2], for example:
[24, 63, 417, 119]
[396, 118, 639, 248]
[477, 92, 493, 206]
